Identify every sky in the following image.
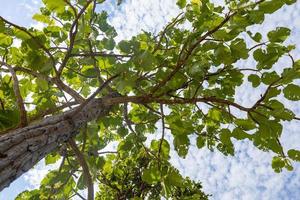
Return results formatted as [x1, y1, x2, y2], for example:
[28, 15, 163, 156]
[0, 0, 300, 199]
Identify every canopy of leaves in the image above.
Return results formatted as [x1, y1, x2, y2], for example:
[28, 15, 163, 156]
[1, 0, 300, 199]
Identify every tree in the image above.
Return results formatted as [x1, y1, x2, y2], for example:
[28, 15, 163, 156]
[0, 0, 300, 199]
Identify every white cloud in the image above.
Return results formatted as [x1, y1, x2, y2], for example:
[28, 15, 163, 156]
[104, 0, 180, 41]
[23, 160, 61, 188]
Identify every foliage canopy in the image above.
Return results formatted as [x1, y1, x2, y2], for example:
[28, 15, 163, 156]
[0, 0, 300, 199]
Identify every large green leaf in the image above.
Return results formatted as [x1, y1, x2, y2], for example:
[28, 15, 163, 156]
[42, 0, 66, 14]
[0, 109, 19, 131]
[248, 74, 261, 87]
[267, 27, 291, 43]
[142, 164, 161, 184]
[288, 149, 300, 161]
[176, 0, 187, 8]
[283, 84, 300, 101]
[0, 33, 13, 47]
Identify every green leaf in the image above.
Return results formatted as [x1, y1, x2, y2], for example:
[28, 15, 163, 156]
[165, 169, 183, 187]
[96, 12, 116, 37]
[215, 45, 234, 65]
[77, 174, 86, 190]
[265, 87, 281, 100]
[248, 10, 265, 24]
[42, 0, 66, 14]
[151, 139, 170, 159]
[235, 119, 256, 131]
[32, 14, 53, 25]
[81, 66, 97, 77]
[118, 40, 131, 53]
[117, 138, 134, 152]
[287, 149, 300, 161]
[44, 26, 62, 38]
[218, 129, 234, 155]
[0, 109, 19, 131]
[293, 59, 300, 69]
[248, 74, 260, 87]
[173, 134, 190, 158]
[283, 84, 300, 101]
[272, 156, 285, 173]
[247, 31, 262, 42]
[259, 1, 284, 14]
[267, 27, 291, 43]
[115, 76, 136, 94]
[176, 0, 187, 9]
[0, 33, 13, 47]
[142, 164, 161, 184]
[230, 38, 248, 59]
[253, 46, 282, 69]
[269, 105, 295, 121]
[13, 28, 31, 40]
[103, 37, 116, 50]
[196, 135, 206, 149]
[232, 128, 252, 140]
[281, 68, 300, 84]
[41, 170, 69, 186]
[45, 153, 60, 165]
[15, 190, 40, 200]
[117, 126, 128, 137]
[219, 129, 232, 145]
[284, 0, 297, 5]
[36, 78, 49, 90]
[208, 108, 222, 121]
[261, 71, 280, 85]
[133, 50, 157, 71]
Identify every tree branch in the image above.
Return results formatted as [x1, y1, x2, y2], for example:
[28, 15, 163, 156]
[1, 63, 27, 127]
[52, 78, 85, 103]
[103, 95, 250, 112]
[158, 104, 165, 157]
[70, 52, 132, 58]
[150, 12, 236, 95]
[68, 138, 94, 200]
[58, 0, 94, 76]
[250, 77, 282, 111]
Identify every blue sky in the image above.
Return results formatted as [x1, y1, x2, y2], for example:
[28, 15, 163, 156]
[0, 0, 300, 199]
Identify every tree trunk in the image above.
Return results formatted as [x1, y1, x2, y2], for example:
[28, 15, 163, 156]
[0, 98, 112, 191]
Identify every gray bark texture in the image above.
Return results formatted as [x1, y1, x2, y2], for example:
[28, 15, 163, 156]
[0, 98, 112, 191]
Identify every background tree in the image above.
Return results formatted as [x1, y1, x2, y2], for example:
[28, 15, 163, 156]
[0, 0, 300, 199]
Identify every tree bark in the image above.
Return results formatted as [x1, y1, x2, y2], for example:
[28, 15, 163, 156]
[0, 93, 251, 191]
[0, 98, 112, 191]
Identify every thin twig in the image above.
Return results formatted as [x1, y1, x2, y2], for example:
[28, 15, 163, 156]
[72, 189, 86, 200]
[70, 52, 132, 58]
[158, 104, 165, 157]
[153, 12, 184, 53]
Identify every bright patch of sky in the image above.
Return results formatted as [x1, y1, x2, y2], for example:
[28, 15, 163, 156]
[0, 0, 300, 199]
